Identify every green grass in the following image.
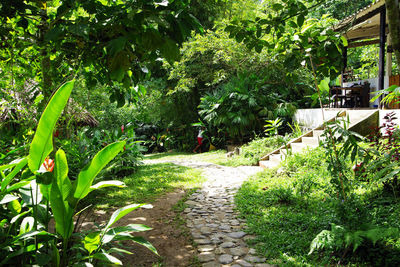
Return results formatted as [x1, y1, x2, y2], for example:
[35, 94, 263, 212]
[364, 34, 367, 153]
[145, 136, 288, 167]
[86, 162, 204, 208]
[235, 147, 400, 266]
[145, 150, 228, 165]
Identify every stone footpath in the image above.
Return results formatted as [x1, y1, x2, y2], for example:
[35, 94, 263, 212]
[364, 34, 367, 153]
[155, 160, 275, 267]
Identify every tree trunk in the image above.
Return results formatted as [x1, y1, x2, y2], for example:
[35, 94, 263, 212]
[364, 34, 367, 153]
[38, 2, 53, 104]
[386, 0, 400, 72]
[41, 55, 53, 101]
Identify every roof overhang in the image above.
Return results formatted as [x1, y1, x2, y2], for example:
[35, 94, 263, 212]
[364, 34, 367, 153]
[333, 0, 388, 42]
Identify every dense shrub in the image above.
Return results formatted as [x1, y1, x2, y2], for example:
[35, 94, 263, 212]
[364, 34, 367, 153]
[225, 136, 290, 166]
[59, 124, 146, 179]
[236, 146, 400, 265]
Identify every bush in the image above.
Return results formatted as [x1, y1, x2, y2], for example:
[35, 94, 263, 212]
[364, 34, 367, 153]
[235, 145, 400, 265]
[0, 81, 155, 266]
[226, 135, 290, 166]
[59, 124, 146, 179]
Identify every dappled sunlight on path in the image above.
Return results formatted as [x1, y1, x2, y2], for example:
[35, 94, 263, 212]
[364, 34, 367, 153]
[144, 158, 276, 267]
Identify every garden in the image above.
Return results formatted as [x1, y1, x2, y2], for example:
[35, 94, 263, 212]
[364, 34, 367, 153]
[1, 0, 400, 266]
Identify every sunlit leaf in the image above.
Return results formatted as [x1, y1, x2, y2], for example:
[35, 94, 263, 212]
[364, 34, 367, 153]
[69, 141, 125, 206]
[28, 81, 74, 173]
[93, 252, 122, 265]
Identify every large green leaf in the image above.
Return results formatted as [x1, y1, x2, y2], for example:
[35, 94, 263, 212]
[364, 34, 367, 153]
[54, 149, 72, 200]
[102, 224, 152, 243]
[103, 204, 143, 233]
[0, 162, 19, 172]
[69, 141, 125, 206]
[1, 158, 28, 192]
[89, 180, 125, 192]
[50, 149, 73, 240]
[20, 216, 35, 235]
[28, 80, 75, 173]
[107, 247, 133, 255]
[92, 252, 122, 265]
[131, 236, 158, 255]
[83, 231, 101, 254]
[6, 179, 33, 193]
[0, 194, 19, 205]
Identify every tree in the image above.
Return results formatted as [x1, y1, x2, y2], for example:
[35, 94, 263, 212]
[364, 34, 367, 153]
[311, 0, 373, 20]
[0, 0, 202, 106]
[386, 0, 400, 72]
[225, 0, 346, 81]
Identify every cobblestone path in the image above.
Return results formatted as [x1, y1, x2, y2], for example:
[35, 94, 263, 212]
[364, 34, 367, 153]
[150, 160, 275, 267]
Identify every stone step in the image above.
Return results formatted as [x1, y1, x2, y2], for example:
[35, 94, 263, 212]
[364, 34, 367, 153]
[301, 136, 320, 146]
[279, 147, 291, 156]
[347, 110, 376, 126]
[269, 153, 283, 163]
[312, 129, 325, 138]
[290, 142, 317, 153]
[259, 160, 279, 168]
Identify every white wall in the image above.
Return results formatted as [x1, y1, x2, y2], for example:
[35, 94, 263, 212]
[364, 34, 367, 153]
[294, 108, 400, 130]
[294, 108, 345, 129]
[343, 76, 389, 108]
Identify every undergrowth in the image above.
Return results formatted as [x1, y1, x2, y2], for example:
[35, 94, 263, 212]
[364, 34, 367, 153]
[235, 147, 400, 266]
[145, 135, 289, 167]
[225, 135, 290, 166]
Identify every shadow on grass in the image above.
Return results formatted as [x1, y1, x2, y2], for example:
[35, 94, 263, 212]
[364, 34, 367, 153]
[236, 183, 336, 265]
[236, 179, 400, 266]
[144, 152, 190, 160]
[85, 162, 203, 208]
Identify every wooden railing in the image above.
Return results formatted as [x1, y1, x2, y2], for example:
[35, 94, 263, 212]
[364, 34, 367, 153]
[388, 74, 400, 109]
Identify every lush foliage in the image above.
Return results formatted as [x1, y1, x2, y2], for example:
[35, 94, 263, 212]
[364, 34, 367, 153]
[236, 146, 400, 266]
[60, 124, 146, 179]
[225, 2, 347, 80]
[311, 0, 373, 20]
[198, 73, 301, 142]
[0, 81, 155, 266]
[0, 0, 203, 105]
[225, 136, 291, 166]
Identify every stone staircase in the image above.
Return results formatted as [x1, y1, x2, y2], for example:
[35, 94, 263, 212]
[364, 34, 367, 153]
[259, 109, 379, 168]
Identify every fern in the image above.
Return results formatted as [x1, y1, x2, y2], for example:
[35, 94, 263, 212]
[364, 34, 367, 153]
[309, 223, 400, 255]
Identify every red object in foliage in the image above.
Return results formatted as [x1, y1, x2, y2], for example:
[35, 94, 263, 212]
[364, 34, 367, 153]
[53, 130, 60, 137]
[43, 158, 54, 172]
[121, 125, 125, 132]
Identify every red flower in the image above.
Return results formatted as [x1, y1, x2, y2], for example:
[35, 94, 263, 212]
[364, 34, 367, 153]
[43, 158, 54, 172]
[53, 130, 60, 137]
[121, 125, 125, 133]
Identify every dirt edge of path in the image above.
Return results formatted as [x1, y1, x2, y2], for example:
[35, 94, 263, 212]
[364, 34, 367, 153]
[81, 189, 199, 267]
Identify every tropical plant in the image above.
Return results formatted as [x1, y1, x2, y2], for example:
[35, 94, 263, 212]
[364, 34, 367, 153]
[320, 116, 365, 201]
[371, 84, 400, 106]
[0, 81, 155, 266]
[358, 112, 400, 195]
[309, 223, 399, 258]
[288, 121, 303, 138]
[264, 118, 283, 136]
[198, 74, 264, 142]
[308, 115, 400, 260]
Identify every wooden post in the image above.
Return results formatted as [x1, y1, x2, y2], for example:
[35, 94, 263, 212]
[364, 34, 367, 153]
[341, 46, 348, 87]
[378, 7, 386, 109]
[387, 33, 392, 77]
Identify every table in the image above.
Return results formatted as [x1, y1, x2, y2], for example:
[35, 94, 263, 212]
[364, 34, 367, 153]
[330, 86, 369, 108]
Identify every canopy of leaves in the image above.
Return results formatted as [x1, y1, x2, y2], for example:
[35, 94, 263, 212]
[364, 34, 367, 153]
[311, 0, 373, 20]
[0, 0, 203, 106]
